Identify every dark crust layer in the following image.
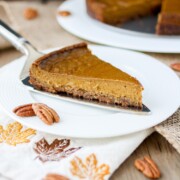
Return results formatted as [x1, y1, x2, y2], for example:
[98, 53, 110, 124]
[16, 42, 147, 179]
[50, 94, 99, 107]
[156, 24, 180, 35]
[156, 14, 180, 35]
[29, 76, 142, 109]
[33, 42, 88, 66]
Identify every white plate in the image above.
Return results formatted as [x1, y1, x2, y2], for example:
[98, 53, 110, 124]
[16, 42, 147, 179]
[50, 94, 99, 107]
[57, 0, 180, 53]
[0, 45, 179, 138]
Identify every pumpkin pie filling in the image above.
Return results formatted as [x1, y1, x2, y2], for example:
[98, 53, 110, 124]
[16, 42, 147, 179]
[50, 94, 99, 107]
[29, 43, 143, 108]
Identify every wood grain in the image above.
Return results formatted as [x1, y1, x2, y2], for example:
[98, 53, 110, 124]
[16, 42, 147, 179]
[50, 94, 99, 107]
[111, 132, 180, 180]
[0, 48, 21, 67]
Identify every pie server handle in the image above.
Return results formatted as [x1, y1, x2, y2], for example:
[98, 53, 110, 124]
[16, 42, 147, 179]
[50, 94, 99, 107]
[0, 20, 37, 55]
[0, 20, 43, 80]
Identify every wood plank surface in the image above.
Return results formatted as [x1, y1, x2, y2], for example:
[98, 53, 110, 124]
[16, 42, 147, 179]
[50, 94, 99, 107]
[111, 132, 180, 180]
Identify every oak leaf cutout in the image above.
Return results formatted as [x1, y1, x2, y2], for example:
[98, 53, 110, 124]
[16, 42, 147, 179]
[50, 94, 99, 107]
[0, 122, 36, 146]
[71, 153, 110, 180]
[34, 138, 81, 162]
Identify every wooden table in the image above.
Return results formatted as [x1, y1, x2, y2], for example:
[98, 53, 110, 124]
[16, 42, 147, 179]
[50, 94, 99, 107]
[0, 48, 180, 180]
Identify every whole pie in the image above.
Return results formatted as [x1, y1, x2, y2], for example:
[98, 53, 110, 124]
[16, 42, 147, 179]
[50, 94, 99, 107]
[29, 43, 143, 109]
[86, 0, 180, 35]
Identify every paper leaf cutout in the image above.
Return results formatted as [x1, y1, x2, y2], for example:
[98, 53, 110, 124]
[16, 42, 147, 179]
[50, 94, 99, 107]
[34, 138, 81, 162]
[70, 153, 110, 180]
[0, 122, 36, 146]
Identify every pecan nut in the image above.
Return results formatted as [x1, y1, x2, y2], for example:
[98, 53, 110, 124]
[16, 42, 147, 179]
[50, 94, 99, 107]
[32, 103, 60, 125]
[134, 156, 161, 179]
[58, 10, 71, 17]
[170, 63, 180, 72]
[44, 173, 69, 180]
[38, 104, 60, 123]
[24, 7, 38, 20]
[13, 103, 35, 117]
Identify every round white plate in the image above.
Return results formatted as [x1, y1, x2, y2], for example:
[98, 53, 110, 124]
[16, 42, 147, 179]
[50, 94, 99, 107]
[0, 45, 179, 138]
[57, 0, 180, 53]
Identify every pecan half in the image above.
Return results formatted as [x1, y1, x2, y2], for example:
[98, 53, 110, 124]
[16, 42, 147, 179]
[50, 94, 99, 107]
[58, 10, 71, 17]
[24, 7, 38, 20]
[32, 103, 60, 125]
[13, 103, 35, 117]
[38, 104, 60, 123]
[44, 173, 69, 180]
[170, 63, 180, 72]
[134, 156, 161, 179]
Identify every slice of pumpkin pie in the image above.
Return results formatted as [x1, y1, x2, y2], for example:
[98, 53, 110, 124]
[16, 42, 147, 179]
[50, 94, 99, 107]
[29, 43, 143, 108]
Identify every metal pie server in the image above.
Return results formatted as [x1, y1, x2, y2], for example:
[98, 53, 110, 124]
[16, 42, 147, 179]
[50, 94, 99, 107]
[0, 20, 151, 115]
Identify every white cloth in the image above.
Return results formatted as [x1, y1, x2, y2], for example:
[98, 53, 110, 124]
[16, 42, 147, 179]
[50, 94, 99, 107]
[0, 60, 152, 180]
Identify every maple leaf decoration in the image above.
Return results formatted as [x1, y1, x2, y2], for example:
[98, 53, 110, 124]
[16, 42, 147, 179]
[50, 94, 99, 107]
[70, 153, 110, 180]
[34, 138, 81, 162]
[0, 122, 36, 146]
